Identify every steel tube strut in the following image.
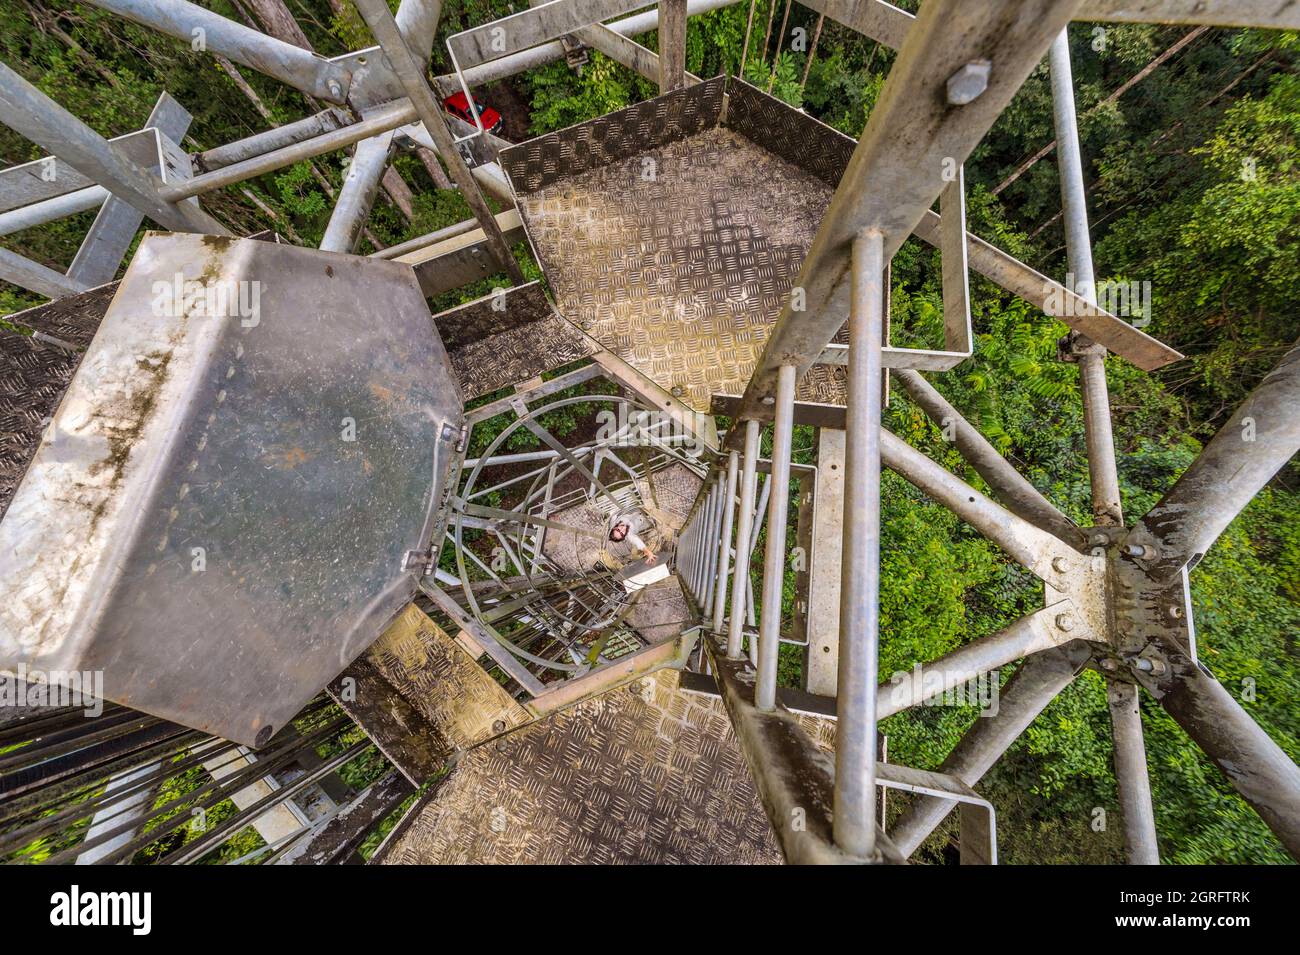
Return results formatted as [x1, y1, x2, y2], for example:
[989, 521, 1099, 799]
[0, 64, 226, 235]
[1051, 26, 1159, 864]
[396, 0, 443, 65]
[877, 603, 1076, 720]
[321, 129, 396, 253]
[86, 0, 351, 104]
[1127, 338, 1300, 584]
[889, 644, 1090, 856]
[176, 100, 417, 201]
[0, 247, 87, 299]
[834, 228, 885, 860]
[697, 490, 711, 599]
[893, 369, 1083, 548]
[1152, 633, 1300, 858]
[196, 108, 352, 171]
[1050, 29, 1123, 527]
[707, 480, 725, 608]
[322, 0, 437, 253]
[1107, 679, 1160, 864]
[353, 0, 525, 284]
[728, 420, 761, 659]
[0, 185, 108, 237]
[711, 451, 740, 632]
[756, 365, 796, 711]
[879, 430, 1076, 587]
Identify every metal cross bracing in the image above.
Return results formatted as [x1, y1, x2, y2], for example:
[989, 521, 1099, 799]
[683, 0, 1300, 864]
[0, 0, 1297, 866]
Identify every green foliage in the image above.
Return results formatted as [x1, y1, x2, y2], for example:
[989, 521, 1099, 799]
[522, 54, 651, 135]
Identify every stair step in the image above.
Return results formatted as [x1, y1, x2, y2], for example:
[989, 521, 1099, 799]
[371, 667, 780, 864]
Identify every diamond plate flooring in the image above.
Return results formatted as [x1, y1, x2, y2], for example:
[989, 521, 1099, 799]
[511, 104, 848, 411]
[0, 285, 116, 519]
[432, 282, 593, 400]
[623, 574, 692, 645]
[330, 604, 531, 782]
[541, 461, 701, 575]
[375, 667, 781, 864]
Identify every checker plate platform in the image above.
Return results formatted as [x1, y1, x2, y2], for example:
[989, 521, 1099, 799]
[374, 667, 782, 864]
[502, 77, 851, 413]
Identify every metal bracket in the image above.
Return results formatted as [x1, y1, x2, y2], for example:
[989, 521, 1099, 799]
[402, 547, 435, 575]
[561, 34, 589, 71]
[1100, 530, 1200, 695]
[876, 763, 998, 864]
[442, 420, 468, 453]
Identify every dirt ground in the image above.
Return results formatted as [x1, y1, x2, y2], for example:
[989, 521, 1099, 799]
[476, 78, 534, 143]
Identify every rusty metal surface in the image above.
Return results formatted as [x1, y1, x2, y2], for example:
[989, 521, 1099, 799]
[0, 234, 463, 747]
[377, 666, 781, 864]
[329, 654, 446, 784]
[363, 604, 531, 751]
[432, 282, 592, 400]
[503, 78, 847, 412]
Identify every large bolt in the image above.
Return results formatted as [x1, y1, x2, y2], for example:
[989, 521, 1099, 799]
[1052, 556, 1072, 573]
[1122, 543, 1150, 559]
[947, 60, 991, 105]
[327, 79, 344, 100]
[1132, 657, 1168, 676]
[1055, 613, 1075, 632]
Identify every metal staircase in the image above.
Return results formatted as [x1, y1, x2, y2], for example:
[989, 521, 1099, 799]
[1, 0, 1298, 866]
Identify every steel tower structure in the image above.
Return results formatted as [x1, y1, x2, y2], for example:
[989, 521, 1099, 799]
[0, 0, 1297, 865]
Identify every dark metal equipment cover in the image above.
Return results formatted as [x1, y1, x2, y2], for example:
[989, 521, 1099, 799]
[0, 233, 462, 746]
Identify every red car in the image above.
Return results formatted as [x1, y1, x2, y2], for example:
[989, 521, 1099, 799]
[442, 91, 503, 135]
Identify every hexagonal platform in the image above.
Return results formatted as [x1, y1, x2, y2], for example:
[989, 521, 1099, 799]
[501, 77, 852, 413]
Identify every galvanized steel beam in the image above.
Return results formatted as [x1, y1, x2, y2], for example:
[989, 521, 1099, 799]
[1125, 338, 1300, 585]
[69, 93, 194, 287]
[0, 63, 227, 235]
[833, 228, 886, 859]
[736, 0, 1084, 421]
[85, 0, 351, 103]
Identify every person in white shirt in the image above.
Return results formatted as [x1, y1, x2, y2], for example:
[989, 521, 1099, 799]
[609, 515, 656, 563]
